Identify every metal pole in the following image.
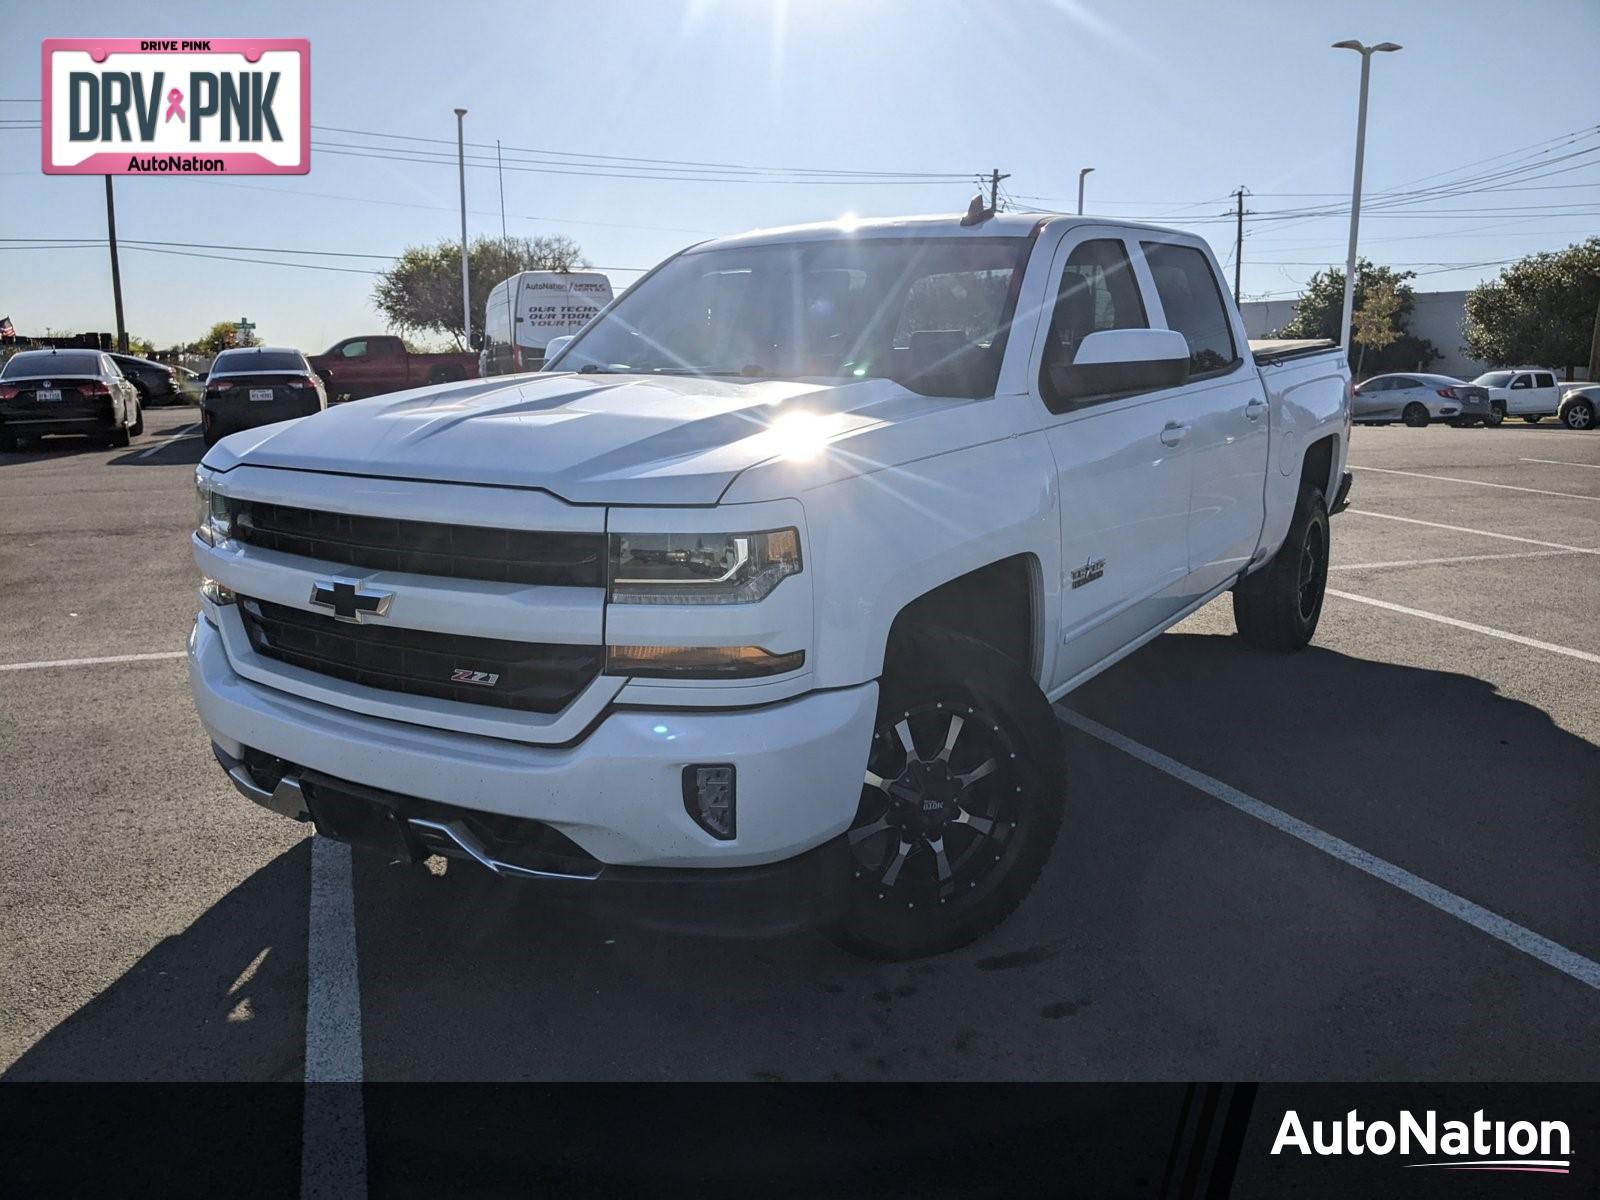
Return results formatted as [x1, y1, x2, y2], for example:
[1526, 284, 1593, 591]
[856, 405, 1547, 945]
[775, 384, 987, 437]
[1077, 167, 1094, 215]
[1233, 186, 1245, 302]
[104, 176, 127, 352]
[496, 139, 507, 241]
[455, 108, 471, 348]
[1338, 51, 1371, 355]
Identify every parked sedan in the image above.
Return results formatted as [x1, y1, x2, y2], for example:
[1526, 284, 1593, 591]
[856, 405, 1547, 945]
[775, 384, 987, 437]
[202, 346, 328, 447]
[1558, 385, 1597, 431]
[1352, 373, 1491, 427]
[0, 348, 144, 448]
[109, 352, 182, 405]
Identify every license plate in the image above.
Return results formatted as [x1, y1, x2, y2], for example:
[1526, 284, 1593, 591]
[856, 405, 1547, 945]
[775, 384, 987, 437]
[249, 388, 275, 402]
[35, 388, 62, 402]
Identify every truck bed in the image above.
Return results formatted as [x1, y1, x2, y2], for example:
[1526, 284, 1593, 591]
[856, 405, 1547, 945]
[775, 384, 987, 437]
[1250, 338, 1340, 366]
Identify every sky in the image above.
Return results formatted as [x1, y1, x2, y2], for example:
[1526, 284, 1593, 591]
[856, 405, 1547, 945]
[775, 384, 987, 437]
[2, 0, 1597, 353]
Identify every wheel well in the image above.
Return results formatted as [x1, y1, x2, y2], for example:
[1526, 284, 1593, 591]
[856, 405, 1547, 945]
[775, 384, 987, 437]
[886, 555, 1039, 681]
[1301, 434, 1336, 500]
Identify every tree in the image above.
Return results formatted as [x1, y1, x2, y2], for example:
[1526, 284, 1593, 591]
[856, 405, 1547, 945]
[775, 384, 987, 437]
[1274, 258, 1439, 377]
[1462, 238, 1600, 378]
[1351, 277, 1401, 378]
[193, 321, 261, 355]
[373, 235, 587, 346]
[126, 335, 156, 357]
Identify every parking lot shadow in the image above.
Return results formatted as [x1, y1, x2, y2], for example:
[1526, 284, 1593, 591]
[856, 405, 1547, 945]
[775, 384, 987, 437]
[108, 434, 205, 467]
[2, 840, 310, 1082]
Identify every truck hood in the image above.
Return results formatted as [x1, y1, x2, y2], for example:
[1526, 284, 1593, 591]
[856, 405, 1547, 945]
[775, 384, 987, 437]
[205, 372, 966, 505]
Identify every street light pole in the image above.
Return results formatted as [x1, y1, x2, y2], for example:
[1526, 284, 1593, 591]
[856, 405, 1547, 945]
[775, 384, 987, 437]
[1077, 167, 1094, 215]
[455, 108, 471, 349]
[103, 176, 127, 353]
[1333, 40, 1401, 357]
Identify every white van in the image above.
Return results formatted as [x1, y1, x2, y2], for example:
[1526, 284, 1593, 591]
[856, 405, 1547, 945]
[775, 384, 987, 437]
[481, 271, 613, 376]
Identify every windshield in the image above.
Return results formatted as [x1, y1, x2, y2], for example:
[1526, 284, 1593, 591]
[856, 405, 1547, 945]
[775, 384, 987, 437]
[555, 236, 1029, 399]
[1, 351, 103, 378]
[1473, 371, 1514, 387]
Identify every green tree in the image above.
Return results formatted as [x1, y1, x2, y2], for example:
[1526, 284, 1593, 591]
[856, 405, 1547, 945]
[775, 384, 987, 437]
[1351, 277, 1401, 378]
[193, 321, 261, 355]
[373, 235, 587, 346]
[1462, 238, 1600, 378]
[1275, 258, 1439, 377]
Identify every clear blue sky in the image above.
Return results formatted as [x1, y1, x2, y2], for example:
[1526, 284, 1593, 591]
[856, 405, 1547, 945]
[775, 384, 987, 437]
[3, 0, 1597, 352]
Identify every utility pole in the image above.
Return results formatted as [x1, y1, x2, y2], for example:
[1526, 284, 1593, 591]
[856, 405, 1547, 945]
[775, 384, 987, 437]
[1232, 185, 1248, 302]
[1588, 292, 1600, 384]
[989, 167, 1010, 213]
[496, 139, 507, 242]
[1077, 167, 1094, 215]
[454, 108, 472, 348]
[103, 176, 127, 353]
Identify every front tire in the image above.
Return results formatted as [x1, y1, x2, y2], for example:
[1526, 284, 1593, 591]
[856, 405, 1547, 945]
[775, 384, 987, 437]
[1486, 401, 1505, 427]
[1563, 399, 1594, 430]
[829, 630, 1065, 960]
[1232, 486, 1329, 652]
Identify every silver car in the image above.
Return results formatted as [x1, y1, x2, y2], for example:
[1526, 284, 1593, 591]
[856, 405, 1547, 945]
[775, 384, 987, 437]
[1353, 373, 1492, 427]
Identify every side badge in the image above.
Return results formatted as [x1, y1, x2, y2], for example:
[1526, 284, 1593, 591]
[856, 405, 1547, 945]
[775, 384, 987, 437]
[1070, 557, 1106, 590]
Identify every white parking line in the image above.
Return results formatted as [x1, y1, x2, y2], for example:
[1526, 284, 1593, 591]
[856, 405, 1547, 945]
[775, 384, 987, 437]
[1521, 457, 1600, 472]
[1325, 589, 1600, 665]
[131, 424, 200, 460]
[0, 650, 186, 672]
[1056, 708, 1600, 992]
[1345, 509, 1600, 555]
[1349, 464, 1599, 503]
[301, 835, 367, 1195]
[1330, 549, 1578, 571]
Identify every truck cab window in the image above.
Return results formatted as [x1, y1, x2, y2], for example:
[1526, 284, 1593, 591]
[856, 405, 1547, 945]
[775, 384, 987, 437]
[341, 340, 368, 359]
[1039, 238, 1147, 410]
[1140, 241, 1238, 377]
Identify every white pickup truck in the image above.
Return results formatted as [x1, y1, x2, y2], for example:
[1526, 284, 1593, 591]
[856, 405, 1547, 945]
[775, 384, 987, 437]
[189, 212, 1351, 959]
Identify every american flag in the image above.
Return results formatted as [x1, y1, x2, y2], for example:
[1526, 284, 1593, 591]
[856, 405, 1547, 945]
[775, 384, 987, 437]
[0, 317, 14, 341]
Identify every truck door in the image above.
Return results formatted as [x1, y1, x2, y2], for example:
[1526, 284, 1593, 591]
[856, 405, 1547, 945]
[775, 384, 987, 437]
[1137, 239, 1268, 592]
[1507, 372, 1536, 415]
[1532, 371, 1559, 415]
[1035, 231, 1196, 690]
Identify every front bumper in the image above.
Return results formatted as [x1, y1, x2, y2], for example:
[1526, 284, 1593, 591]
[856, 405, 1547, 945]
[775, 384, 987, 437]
[188, 613, 876, 869]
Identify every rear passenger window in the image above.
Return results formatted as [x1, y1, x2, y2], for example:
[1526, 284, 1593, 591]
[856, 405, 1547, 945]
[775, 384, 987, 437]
[1535, 373, 1556, 389]
[1038, 238, 1147, 411]
[1140, 241, 1238, 377]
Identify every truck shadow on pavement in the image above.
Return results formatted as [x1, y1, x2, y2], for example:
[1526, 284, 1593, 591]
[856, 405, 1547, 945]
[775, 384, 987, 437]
[5, 633, 1597, 1083]
[107, 435, 205, 467]
[2, 840, 311, 1083]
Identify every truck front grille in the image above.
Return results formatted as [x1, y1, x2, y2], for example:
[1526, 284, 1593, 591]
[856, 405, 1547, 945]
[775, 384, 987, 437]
[229, 500, 604, 588]
[238, 596, 602, 713]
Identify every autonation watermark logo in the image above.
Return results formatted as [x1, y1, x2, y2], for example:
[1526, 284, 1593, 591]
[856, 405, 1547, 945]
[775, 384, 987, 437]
[1273, 1108, 1572, 1175]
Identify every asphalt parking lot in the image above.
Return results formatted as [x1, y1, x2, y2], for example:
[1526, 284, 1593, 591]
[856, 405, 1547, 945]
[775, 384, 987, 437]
[2, 406, 1597, 1089]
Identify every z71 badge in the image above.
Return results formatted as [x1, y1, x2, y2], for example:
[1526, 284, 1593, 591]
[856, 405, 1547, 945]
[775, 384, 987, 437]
[449, 669, 500, 687]
[1070, 557, 1106, 589]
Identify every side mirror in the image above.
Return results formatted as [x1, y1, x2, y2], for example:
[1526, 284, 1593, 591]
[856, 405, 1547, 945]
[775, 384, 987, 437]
[469, 332, 484, 351]
[542, 335, 574, 368]
[1049, 328, 1191, 400]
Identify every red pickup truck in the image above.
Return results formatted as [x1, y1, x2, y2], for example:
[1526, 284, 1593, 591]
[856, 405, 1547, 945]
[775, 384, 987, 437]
[307, 335, 478, 401]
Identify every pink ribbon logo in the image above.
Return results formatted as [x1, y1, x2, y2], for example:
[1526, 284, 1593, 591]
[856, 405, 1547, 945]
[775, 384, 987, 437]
[164, 88, 185, 123]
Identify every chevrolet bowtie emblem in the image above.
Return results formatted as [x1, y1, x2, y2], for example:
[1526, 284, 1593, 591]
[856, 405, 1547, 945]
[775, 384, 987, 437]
[309, 578, 393, 623]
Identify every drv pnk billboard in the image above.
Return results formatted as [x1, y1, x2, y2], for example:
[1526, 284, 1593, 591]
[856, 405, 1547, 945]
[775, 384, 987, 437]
[42, 38, 309, 175]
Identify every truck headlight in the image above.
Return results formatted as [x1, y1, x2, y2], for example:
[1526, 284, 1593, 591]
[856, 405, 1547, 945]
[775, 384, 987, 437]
[608, 528, 801, 604]
[194, 472, 232, 546]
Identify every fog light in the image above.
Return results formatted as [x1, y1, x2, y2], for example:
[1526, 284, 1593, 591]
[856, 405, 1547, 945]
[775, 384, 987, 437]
[201, 577, 236, 606]
[683, 764, 736, 840]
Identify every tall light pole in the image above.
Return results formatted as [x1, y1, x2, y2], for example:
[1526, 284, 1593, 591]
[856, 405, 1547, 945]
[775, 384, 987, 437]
[1077, 167, 1094, 215]
[1332, 40, 1401, 357]
[454, 108, 472, 348]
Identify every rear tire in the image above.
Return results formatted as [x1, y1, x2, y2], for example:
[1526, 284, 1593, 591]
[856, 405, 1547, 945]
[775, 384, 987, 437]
[1485, 401, 1505, 427]
[1562, 400, 1593, 430]
[1402, 403, 1429, 428]
[129, 399, 144, 437]
[828, 629, 1065, 961]
[1232, 486, 1329, 652]
[201, 411, 222, 448]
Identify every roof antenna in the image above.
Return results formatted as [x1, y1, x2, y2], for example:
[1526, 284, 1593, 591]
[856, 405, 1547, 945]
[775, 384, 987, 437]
[960, 191, 993, 227]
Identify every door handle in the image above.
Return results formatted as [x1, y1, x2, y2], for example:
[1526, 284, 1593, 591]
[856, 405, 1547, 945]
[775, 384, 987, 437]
[1245, 397, 1267, 421]
[1159, 421, 1190, 447]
